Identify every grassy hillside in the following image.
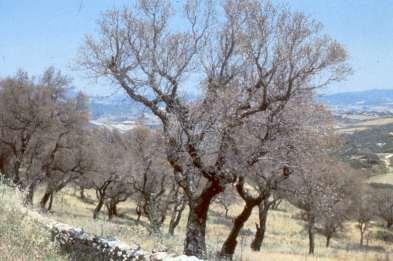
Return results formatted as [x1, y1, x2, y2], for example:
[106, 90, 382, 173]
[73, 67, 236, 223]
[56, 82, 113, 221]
[0, 183, 66, 261]
[2, 181, 393, 260]
[29, 186, 393, 261]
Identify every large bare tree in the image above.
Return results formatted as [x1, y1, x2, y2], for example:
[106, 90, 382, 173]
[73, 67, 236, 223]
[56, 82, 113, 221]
[78, 0, 349, 257]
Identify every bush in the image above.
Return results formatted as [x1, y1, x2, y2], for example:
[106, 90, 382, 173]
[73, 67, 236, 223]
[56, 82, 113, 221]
[375, 230, 393, 243]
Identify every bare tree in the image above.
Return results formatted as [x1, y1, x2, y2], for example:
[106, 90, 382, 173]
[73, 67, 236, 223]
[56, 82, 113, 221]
[0, 68, 90, 205]
[168, 186, 188, 236]
[126, 126, 174, 234]
[37, 92, 90, 210]
[0, 69, 67, 186]
[219, 96, 336, 258]
[284, 157, 358, 254]
[214, 184, 239, 218]
[315, 164, 356, 248]
[81, 128, 132, 219]
[78, 0, 349, 257]
[371, 183, 393, 228]
[350, 183, 375, 246]
[39, 128, 94, 212]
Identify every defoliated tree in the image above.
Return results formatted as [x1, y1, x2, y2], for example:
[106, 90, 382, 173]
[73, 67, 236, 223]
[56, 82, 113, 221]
[78, 0, 349, 257]
[125, 126, 174, 234]
[371, 183, 393, 228]
[0, 68, 90, 205]
[219, 96, 335, 258]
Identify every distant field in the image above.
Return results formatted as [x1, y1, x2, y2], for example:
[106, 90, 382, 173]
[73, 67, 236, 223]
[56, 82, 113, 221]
[338, 117, 393, 133]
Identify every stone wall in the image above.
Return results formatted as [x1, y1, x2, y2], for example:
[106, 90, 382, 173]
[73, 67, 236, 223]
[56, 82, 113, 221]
[51, 223, 145, 260]
[26, 210, 200, 261]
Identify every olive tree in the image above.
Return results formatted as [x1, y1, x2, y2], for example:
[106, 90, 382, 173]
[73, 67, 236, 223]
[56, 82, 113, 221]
[219, 96, 335, 258]
[283, 157, 357, 254]
[350, 183, 375, 246]
[78, 0, 349, 257]
[126, 126, 174, 234]
[0, 68, 90, 205]
[314, 164, 356, 248]
[371, 183, 393, 228]
[82, 128, 133, 219]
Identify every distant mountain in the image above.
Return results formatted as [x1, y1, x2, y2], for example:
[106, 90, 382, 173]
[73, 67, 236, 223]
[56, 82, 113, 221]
[318, 89, 393, 115]
[88, 91, 200, 120]
[319, 89, 393, 106]
[88, 93, 147, 120]
[88, 88, 393, 128]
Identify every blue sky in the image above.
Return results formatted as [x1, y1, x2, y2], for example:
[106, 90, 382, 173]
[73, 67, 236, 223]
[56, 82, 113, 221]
[0, 0, 393, 95]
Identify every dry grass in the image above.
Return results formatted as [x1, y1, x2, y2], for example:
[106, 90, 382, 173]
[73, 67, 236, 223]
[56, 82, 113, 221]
[369, 174, 393, 185]
[0, 183, 66, 261]
[30, 187, 393, 260]
[2, 182, 392, 260]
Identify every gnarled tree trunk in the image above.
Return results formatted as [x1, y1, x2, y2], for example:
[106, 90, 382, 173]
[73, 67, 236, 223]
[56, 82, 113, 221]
[106, 200, 118, 220]
[251, 199, 270, 251]
[24, 182, 37, 206]
[9, 159, 22, 187]
[47, 192, 54, 211]
[93, 196, 105, 219]
[220, 199, 260, 259]
[219, 176, 265, 260]
[40, 191, 52, 210]
[144, 195, 164, 234]
[169, 198, 187, 236]
[184, 180, 224, 258]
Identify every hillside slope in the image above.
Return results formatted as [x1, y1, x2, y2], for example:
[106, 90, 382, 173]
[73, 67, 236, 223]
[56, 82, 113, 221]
[0, 184, 66, 261]
[29, 186, 393, 261]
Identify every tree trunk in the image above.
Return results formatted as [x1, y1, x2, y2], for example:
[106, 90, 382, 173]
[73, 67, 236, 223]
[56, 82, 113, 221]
[47, 192, 54, 211]
[106, 200, 118, 220]
[169, 199, 187, 236]
[112, 202, 118, 216]
[0, 154, 6, 175]
[326, 235, 331, 247]
[251, 201, 269, 251]
[107, 204, 114, 220]
[220, 200, 259, 259]
[359, 223, 365, 246]
[308, 214, 315, 255]
[136, 203, 142, 222]
[40, 191, 52, 210]
[224, 206, 229, 218]
[12, 160, 21, 186]
[184, 180, 224, 258]
[387, 220, 393, 228]
[145, 196, 163, 234]
[93, 197, 104, 219]
[80, 188, 86, 200]
[184, 205, 208, 258]
[24, 182, 37, 206]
